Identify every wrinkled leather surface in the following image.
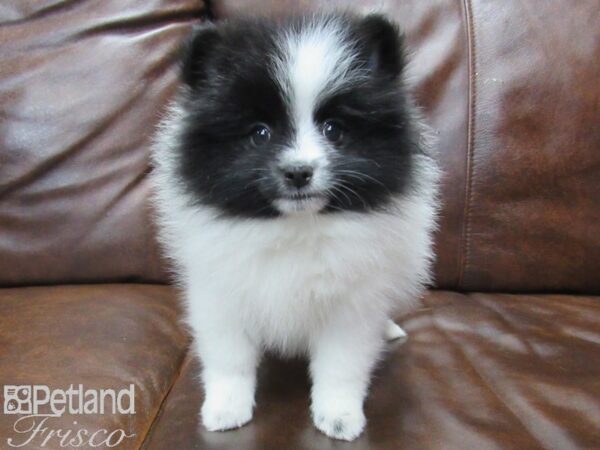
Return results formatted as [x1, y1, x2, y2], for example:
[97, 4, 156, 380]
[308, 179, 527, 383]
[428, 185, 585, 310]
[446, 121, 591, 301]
[2, 287, 598, 449]
[458, 1, 600, 293]
[1, 0, 598, 291]
[0, 284, 189, 449]
[142, 290, 600, 450]
[0, 0, 205, 286]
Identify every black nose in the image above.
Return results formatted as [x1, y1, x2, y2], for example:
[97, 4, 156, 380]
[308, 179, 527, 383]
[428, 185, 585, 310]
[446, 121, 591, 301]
[281, 165, 314, 189]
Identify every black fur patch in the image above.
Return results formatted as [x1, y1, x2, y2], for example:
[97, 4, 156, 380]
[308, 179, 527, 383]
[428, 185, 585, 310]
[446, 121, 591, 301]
[176, 14, 419, 218]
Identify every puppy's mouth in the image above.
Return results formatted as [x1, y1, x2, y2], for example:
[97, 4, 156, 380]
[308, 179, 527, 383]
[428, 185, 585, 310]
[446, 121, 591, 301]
[273, 192, 328, 214]
[282, 193, 325, 201]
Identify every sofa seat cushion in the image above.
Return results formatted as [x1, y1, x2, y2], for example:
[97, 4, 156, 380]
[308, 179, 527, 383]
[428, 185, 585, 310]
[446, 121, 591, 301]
[141, 290, 600, 450]
[0, 284, 188, 450]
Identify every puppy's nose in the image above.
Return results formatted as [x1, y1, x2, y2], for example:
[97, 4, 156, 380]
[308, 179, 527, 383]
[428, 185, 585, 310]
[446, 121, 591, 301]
[280, 165, 314, 189]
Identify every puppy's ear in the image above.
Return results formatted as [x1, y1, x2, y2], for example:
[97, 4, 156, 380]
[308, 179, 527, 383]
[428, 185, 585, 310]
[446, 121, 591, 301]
[180, 22, 220, 88]
[359, 14, 406, 79]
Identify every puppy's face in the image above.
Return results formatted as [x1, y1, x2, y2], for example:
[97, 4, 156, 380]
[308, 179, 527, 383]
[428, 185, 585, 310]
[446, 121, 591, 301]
[178, 15, 416, 218]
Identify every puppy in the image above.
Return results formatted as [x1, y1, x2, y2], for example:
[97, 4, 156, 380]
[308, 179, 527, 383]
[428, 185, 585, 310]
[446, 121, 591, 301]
[151, 13, 439, 441]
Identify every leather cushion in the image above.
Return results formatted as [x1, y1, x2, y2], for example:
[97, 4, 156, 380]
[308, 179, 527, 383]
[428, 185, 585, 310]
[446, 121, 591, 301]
[141, 290, 600, 450]
[0, 0, 205, 285]
[0, 284, 189, 450]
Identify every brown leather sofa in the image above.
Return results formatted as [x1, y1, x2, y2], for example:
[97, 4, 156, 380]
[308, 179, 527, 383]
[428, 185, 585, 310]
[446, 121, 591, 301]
[1, 1, 599, 449]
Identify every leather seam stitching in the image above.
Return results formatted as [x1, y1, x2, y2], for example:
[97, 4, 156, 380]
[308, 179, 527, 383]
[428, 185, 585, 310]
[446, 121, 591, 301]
[458, 0, 477, 289]
[137, 345, 191, 450]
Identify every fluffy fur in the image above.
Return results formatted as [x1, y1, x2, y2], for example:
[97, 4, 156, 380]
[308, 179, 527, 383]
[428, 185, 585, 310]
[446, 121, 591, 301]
[151, 13, 439, 441]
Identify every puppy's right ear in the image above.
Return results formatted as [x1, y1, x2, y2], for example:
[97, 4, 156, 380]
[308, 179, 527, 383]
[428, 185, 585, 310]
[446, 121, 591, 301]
[180, 22, 220, 88]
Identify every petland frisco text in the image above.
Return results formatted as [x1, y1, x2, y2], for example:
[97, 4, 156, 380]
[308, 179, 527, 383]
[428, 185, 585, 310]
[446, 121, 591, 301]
[3, 384, 136, 448]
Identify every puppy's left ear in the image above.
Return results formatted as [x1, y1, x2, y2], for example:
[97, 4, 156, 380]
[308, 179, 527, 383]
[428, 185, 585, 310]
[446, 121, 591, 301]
[359, 14, 406, 79]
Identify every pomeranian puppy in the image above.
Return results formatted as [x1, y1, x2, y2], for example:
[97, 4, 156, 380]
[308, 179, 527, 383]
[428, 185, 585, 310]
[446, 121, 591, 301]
[151, 13, 439, 441]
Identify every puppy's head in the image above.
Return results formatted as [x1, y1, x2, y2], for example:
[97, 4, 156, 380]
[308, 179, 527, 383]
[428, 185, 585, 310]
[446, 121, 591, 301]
[177, 14, 417, 218]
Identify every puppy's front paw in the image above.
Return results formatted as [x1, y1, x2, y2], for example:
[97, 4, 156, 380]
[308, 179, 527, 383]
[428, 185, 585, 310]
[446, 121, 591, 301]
[201, 378, 255, 431]
[312, 405, 366, 441]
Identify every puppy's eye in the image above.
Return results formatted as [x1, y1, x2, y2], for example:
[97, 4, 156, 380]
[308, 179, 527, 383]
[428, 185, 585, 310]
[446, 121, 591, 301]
[322, 120, 343, 143]
[250, 124, 271, 146]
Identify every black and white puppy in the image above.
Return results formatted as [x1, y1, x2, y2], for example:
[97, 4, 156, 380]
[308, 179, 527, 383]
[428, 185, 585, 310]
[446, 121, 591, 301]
[152, 13, 439, 441]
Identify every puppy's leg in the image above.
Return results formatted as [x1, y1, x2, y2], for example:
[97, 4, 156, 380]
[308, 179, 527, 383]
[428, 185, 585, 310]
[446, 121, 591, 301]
[190, 301, 259, 432]
[309, 311, 385, 441]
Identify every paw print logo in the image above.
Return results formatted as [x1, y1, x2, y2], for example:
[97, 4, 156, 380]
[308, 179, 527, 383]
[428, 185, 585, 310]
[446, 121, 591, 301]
[4, 386, 32, 414]
[6, 399, 18, 412]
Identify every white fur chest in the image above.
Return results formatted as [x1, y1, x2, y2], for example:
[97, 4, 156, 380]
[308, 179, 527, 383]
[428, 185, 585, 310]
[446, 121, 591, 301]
[163, 194, 435, 354]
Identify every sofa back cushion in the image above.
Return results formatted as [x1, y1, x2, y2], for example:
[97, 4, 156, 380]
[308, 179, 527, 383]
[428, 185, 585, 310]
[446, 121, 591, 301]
[0, 0, 205, 285]
[1, 0, 599, 293]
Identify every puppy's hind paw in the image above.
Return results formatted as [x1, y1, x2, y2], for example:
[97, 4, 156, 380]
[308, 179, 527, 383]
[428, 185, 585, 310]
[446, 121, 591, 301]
[386, 319, 408, 342]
